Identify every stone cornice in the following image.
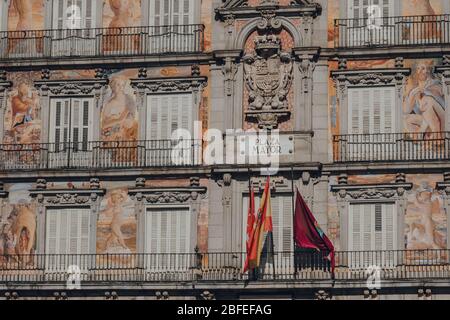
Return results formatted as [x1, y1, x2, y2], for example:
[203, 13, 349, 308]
[331, 183, 413, 200]
[128, 187, 207, 204]
[30, 188, 106, 205]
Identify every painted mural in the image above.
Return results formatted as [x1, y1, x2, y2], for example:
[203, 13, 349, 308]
[0, 184, 36, 266]
[97, 188, 136, 254]
[3, 73, 41, 145]
[403, 59, 445, 138]
[7, 0, 44, 31]
[405, 175, 446, 251]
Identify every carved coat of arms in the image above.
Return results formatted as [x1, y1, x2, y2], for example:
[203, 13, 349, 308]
[243, 34, 293, 129]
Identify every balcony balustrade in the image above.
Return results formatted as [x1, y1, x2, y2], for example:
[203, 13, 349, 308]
[0, 139, 202, 170]
[333, 132, 450, 163]
[334, 14, 450, 48]
[0, 250, 449, 283]
[0, 24, 205, 60]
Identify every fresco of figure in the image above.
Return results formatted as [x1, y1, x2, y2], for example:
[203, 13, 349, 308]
[101, 76, 138, 142]
[101, 190, 131, 253]
[11, 83, 38, 129]
[406, 184, 443, 250]
[11, 0, 33, 31]
[403, 61, 445, 139]
[402, 0, 441, 41]
[104, 0, 133, 52]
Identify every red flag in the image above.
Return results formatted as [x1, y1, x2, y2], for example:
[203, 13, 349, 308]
[294, 188, 335, 273]
[244, 177, 273, 273]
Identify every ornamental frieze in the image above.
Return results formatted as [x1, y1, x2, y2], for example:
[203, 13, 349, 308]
[30, 189, 106, 206]
[129, 187, 207, 204]
[331, 183, 413, 200]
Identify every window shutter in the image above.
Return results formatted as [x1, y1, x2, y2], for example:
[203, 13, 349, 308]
[373, 89, 381, 134]
[349, 89, 360, 134]
[350, 204, 361, 251]
[46, 209, 59, 254]
[145, 208, 191, 254]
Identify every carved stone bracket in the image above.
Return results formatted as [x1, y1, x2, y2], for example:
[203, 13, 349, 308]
[293, 48, 320, 94]
[331, 183, 413, 200]
[0, 181, 8, 198]
[216, 50, 242, 97]
[30, 189, 106, 206]
[0, 80, 12, 110]
[129, 187, 207, 204]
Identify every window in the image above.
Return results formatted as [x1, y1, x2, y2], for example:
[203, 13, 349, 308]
[50, 98, 93, 150]
[347, 0, 395, 46]
[51, 0, 97, 56]
[348, 203, 397, 267]
[146, 94, 194, 165]
[46, 208, 91, 255]
[347, 0, 394, 20]
[348, 87, 395, 134]
[52, 0, 96, 29]
[144, 207, 193, 271]
[148, 0, 199, 52]
[149, 0, 196, 27]
[242, 194, 293, 253]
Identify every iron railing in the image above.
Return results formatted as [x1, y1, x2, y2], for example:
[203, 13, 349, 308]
[0, 250, 449, 283]
[334, 14, 450, 48]
[333, 132, 450, 163]
[0, 140, 202, 170]
[0, 24, 205, 60]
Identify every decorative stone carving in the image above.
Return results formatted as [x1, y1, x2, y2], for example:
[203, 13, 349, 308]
[315, 290, 331, 300]
[30, 189, 105, 206]
[36, 179, 47, 190]
[191, 64, 201, 77]
[331, 183, 413, 200]
[0, 70, 6, 81]
[221, 56, 238, 96]
[34, 79, 107, 96]
[131, 77, 207, 93]
[201, 291, 215, 300]
[41, 69, 51, 80]
[90, 178, 100, 190]
[129, 187, 207, 204]
[251, 176, 287, 191]
[243, 34, 293, 129]
[136, 177, 146, 188]
[190, 177, 201, 187]
[138, 68, 147, 79]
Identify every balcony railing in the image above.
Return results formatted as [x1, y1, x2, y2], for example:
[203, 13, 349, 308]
[335, 14, 450, 48]
[1, 250, 449, 283]
[0, 140, 202, 170]
[0, 24, 205, 60]
[333, 132, 450, 163]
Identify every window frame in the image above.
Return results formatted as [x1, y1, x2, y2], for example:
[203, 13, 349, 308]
[347, 86, 396, 135]
[143, 0, 201, 27]
[48, 96, 94, 147]
[51, 0, 98, 30]
[143, 205, 194, 255]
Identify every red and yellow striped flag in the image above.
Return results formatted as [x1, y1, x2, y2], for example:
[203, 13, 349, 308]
[244, 177, 273, 272]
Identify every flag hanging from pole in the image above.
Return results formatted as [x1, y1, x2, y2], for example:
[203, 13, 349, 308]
[243, 177, 274, 273]
[294, 188, 335, 274]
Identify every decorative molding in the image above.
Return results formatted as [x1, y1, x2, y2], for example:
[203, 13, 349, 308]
[34, 79, 108, 96]
[130, 77, 207, 93]
[436, 182, 450, 196]
[215, 1, 321, 21]
[250, 176, 287, 191]
[331, 68, 411, 87]
[30, 189, 106, 206]
[0, 180, 7, 198]
[331, 183, 413, 200]
[129, 187, 207, 204]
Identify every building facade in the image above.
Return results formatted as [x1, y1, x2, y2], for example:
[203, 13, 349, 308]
[0, 0, 449, 300]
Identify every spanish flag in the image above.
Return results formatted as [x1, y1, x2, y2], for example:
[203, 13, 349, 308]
[244, 177, 274, 273]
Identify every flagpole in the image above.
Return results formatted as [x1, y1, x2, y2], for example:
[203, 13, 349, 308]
[291, 165, 297, 277]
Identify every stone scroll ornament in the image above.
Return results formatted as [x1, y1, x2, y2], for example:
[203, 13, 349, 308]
[243, 34, 293, 129]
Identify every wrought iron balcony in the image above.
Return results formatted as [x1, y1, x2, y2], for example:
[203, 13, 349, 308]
[0, 250, 449, 283]
[0, 24, 205, 60]
[333, 132, 450, 163]
[0, 140, 202, 171]
[334, 14, 450, 48]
